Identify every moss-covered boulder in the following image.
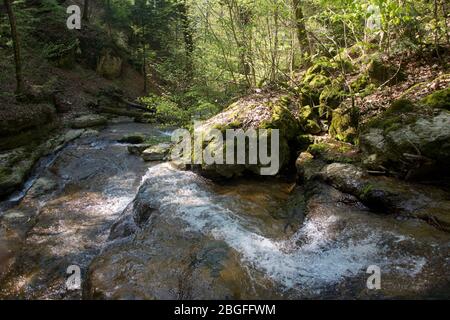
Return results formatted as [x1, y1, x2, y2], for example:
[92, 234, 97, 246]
[360, 95, 450, 179]
[329, 108, 358, 143]
[297, 105, 321, 133]
[304, 119, 322, 134]
[319, 83, 346, 109]
[174, 93, 300, 178]
[307, 137, 359, 165]
[421, 87, 450, 110]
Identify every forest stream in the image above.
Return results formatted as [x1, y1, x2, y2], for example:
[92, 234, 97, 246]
[0, 117, 448, 300]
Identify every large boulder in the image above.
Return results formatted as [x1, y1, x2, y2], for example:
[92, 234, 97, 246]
[174, 93, 300, 178]
[360, 96, 450, 179]
[0, 129, 84, 198]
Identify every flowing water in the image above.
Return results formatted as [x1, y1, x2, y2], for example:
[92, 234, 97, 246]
[0, 117, 448, 299]
[0, 118, 171, 298]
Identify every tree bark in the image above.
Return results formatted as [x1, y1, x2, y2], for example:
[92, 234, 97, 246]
[292, 0, 310, 55]
[3, 0, 24, 94]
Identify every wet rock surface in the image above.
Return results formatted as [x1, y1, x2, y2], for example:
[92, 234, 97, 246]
[0, 119, 163, 299]
[1, 116, 449, 300]
[86, 162, 450, 299]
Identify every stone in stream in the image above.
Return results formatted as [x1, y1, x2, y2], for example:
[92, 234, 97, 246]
[141, 143, 171, 161]
[118, 134, 145, 144]
[127, 144, 152, 156]
[71, 115, 108, 129]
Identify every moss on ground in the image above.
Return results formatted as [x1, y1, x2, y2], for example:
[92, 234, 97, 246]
[421, 88, 450, 110]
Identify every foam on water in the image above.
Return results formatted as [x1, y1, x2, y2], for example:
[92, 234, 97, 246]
[140, 163, 425, 291]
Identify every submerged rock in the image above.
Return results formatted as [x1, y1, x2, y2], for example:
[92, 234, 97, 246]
[86, 164, 292, 299]
[28, 177, 58, 198]
[127, 144, 152, 156]
[118, 134, 145, 144]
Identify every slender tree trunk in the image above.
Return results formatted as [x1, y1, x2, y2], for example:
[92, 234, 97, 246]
[83, 0, 89, 22]
[4, 0, 24, 94]
[179, 0, 194, 78]
[292, 0, 310, 55]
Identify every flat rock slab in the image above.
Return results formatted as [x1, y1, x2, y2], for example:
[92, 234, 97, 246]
[71, 115, 108, 129]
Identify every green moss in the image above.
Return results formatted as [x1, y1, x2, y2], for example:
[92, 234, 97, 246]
[329, 109, 357, 143]
[367, 58, 405, 84]
[260, 103, 299, 139]
[297, 134, 315, 148]
[309, 74, 331, 89]
[118, 134, 145, 144]
[386, 99, 416, 115]
[319, 84, 346, 108]
[360, 183, 374, 201]
[308, 143, 328, 155]
[351, 74, 370, 92]
[365, 99, 420, 134]
[304, 120, 322, 134]
[144, 135, 171, 146]
[421, 88, 450, 110]
[308, 140, 359, 164]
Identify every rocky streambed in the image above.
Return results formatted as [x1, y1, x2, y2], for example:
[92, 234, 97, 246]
[0, 116, 449, 299]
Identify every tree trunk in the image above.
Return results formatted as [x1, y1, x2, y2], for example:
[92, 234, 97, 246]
[292, 0, 310, 55]
[179, 0, 194, 77]
[83, 0, 89, 22]
[3, 0, 24, 94]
